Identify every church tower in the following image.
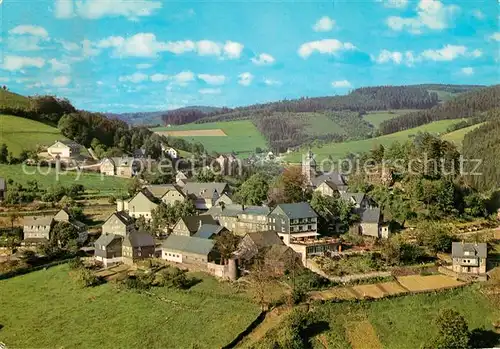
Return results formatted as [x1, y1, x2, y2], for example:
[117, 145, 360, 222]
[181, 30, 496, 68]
[302, 149, 316, 185]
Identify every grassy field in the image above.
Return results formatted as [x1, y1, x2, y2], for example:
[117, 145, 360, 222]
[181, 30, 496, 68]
[442, 122, 485, 149]
[153, 120, 268, 156]
[0, 114, 67, 155]
[363, 109, 417, 129]
[286, 118, 464, 162]
[309, 286, 499, 349]
[0, 264, 261, 349]
[0, 90, 31, 109]
[0, 164, 130, 194]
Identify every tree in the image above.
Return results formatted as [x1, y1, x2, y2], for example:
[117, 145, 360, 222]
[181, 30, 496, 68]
[127, 177, 142, 196]
[214, 231, 240, 265]
[0, 143, 8, 164]
[8, 212, 20, 230]
[425, 309, 470, 349]
[195, 169, 223, 183]
[50, 221, 79, 249]
[151, 201, 196, 234]
[416, 221, 453, 253]
[237, 173, 270, 205]
[268, 167, 309, 204]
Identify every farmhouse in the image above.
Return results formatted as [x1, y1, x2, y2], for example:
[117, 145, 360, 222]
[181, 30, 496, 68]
[161, 235, 218, 264]
[182, 182, 230, 209]
[171, 215, 218, 236]
[193, 224, 227, 239]
[451, 242, 487, 275]
[206, 204, 271, 235]
[235, 230, 285, 262]
[100, 157, 140, 177]
[22, 216, 53, 243]
[120, 189, 159, 221]
[47, 140, 82, 159]
[101, 211, 135, 236]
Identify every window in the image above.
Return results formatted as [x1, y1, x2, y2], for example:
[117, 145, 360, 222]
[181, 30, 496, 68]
[308, 225, 312, 230]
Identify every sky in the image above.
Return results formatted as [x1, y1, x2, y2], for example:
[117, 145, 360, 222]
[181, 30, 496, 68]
[0, 0, 499, 113]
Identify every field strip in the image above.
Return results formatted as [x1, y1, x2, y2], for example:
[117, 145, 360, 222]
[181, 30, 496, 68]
[345, 319, 383, 349]
[155, 129, 227, 137]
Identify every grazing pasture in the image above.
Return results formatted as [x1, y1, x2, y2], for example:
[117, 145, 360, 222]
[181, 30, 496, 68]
[0, 264, 261, 349]
[363, 109, 417, 129]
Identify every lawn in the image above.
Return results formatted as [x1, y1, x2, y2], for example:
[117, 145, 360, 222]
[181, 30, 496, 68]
[0, 264, 261, 349]
[0, 164, 130, 195]
[309, 286, 500, 349]
[152, 120, 268, 156]
[0, 114, 67, 155]
[286, 118, 465, 163]
[442, 122, 485, 149]
[363, 109, 417, 129]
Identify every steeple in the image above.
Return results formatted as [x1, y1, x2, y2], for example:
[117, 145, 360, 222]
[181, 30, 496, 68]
[302, 149, 316, 185]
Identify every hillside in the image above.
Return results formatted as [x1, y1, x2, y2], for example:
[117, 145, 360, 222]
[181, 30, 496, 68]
[153, 120, 267, 156]
[109, 106, 222, 126]
[441, 122, 485, 149]
[0, 89, 31, 109]
[286, 118, 464, 163]
[379, 85, 500, 134]
[0, 114, 66, 155]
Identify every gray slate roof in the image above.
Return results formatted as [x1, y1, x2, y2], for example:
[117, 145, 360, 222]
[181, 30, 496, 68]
[452, 242, 487, 258]
[312, 172, 346, 187]
[357, 207, 381, 223]
[274, 202, 318, 219]
[193, 224, 225, 239]
[162, 235, 215, 255]
[245, 231, 283, 248]
[111, 211, 135, 226]
[94, 233, 123, 247]
[144, 184, 180, 198]
[341, 192, 366, 205]
[124, 230, 155, 248]
[182, 182, 228, 199]
[206, 204, 270, 218]
[181, 215, 218, 233]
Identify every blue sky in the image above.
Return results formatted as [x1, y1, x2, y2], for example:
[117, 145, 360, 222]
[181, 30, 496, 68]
[0, 0, 498, 112]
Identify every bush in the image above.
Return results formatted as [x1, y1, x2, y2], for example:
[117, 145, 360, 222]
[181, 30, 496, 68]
[156, 267, 195, 289]
[68, 257, 84, 270]
[71, 268, 102, 288]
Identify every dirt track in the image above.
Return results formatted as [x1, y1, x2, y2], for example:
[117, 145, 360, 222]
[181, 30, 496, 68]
[155, 129, 227, 137]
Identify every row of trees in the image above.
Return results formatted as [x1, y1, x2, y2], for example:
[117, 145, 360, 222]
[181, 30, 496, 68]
[379, 85, 500, 135]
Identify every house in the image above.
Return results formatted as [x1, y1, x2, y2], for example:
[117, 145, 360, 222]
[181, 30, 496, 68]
[0, 177, 5, 201]
[100, 157, 140, 177]
[101, 211, 135, 236]
[182, 182, 229, 209]
[161, 235, 218, 264]
[340, 192, 371, 209]
[235, 230, 284, 261]
[22, 216, 54, 244]
[214, 193, 233, 207]
[352, 207, 389, 238]
[171, 215, 218, 237]
[451, 242, 487, 275]
[192, 224, 227, 239]
[268, 202, 319, 245]
[94, 230, 155, 267]
[206, 204, 271, 235]
[47, 140, 82, 159]
[121, 230, 156, 265]
[122, 189, 159, 221]
[166, 147, 178, 159]
[53, 208, 88, 243]
[315, 181, 339, 197]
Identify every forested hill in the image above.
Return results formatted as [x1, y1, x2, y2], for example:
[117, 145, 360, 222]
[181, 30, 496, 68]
[109, 106, 223, 126]
[379, 85, 500, 135]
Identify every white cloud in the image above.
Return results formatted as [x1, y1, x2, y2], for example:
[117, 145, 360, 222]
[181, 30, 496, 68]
[119, 72, 148, 83]
[238, 72, 254, 86]
[224, 41, 244, 59]
[199, 88, 221, 95]
[57, 0, 162, 20]
[7, 36, 45, 51]
[421, 45, 467, 61]
[263, 79, 281, 86]
[97, 34, 244, 59]
[49, 58, 71, 73]
[172, 71, 195, 85]
[150, 74, 170, 82]
[57, 40, 80, 51]
[198, 74, 226, 85]
[97, 81, 104, 85]
[53, 76, 71, 87]
[461, 67, 474, 76]
[82, 39, 100, 57]
[197, 40, 222, 56]
[489, 32, 500, 41]
[313, 16, 336, 32]
[373, 50, 404, 64]
[2, 56, 45, 71]
[470, 49, 482, 58]
[472, 10, 485, 20]
[136, 63, 153, 69]
[298, 39, 356, 59]
[251, 53, 275, 66]
[55, 0, 74, 18]
[331, 80, 352, 88]
[387, 0, 459, 34]
[378, 0, 408, 8]
[9, 25, 49, 38]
